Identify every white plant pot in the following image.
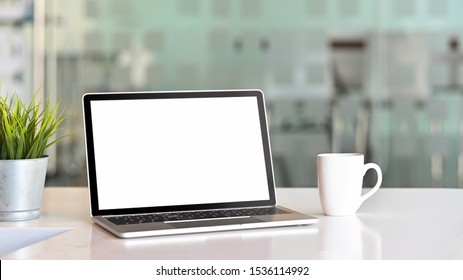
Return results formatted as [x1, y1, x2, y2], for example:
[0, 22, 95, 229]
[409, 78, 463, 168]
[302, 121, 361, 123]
[0, 156, 49, 221]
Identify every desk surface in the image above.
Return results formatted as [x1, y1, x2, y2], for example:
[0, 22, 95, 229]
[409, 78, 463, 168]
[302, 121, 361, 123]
[1, 187, 462, 260]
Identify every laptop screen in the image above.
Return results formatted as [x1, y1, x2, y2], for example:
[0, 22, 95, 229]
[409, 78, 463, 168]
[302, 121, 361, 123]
[83, 90, 276, 215]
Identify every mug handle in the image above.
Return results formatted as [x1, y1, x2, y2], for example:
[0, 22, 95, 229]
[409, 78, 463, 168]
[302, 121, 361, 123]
[358, 163, 383, 206]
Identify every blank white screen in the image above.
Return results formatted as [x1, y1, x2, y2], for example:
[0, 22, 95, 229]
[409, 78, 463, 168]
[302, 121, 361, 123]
[90, 96, 270, 210]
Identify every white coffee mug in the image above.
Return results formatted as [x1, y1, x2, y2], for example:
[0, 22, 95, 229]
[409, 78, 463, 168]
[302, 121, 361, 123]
[317, 153, 382, 216]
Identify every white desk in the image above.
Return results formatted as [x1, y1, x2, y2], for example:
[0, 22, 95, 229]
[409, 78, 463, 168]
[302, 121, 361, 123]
[1, 187, 462, 259]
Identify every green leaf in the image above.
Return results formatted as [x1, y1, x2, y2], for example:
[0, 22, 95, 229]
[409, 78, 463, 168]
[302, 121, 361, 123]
[0, 90, 66, 159]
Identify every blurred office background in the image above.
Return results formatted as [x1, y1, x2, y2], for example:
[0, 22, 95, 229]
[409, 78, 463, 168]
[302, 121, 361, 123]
[2, 0, 463, 188]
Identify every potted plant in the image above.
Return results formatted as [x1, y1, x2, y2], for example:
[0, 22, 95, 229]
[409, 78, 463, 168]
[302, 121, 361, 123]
[0, 90, 65, 221]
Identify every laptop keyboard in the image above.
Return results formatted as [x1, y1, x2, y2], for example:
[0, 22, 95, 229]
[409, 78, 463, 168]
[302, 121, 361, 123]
[106, 207, 289, 225]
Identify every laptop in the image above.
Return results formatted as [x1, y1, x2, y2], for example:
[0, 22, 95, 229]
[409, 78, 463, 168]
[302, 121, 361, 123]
[82, 89, 318, 238]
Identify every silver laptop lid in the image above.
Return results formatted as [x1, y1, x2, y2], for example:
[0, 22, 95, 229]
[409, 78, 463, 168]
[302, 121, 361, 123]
[83, 89, 277, 217]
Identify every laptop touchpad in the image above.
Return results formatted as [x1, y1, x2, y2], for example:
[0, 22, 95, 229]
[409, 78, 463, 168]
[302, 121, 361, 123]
[168, 217, 261, 228]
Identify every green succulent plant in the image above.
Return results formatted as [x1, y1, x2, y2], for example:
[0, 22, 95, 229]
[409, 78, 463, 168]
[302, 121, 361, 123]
[0, 89, 65, 159]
